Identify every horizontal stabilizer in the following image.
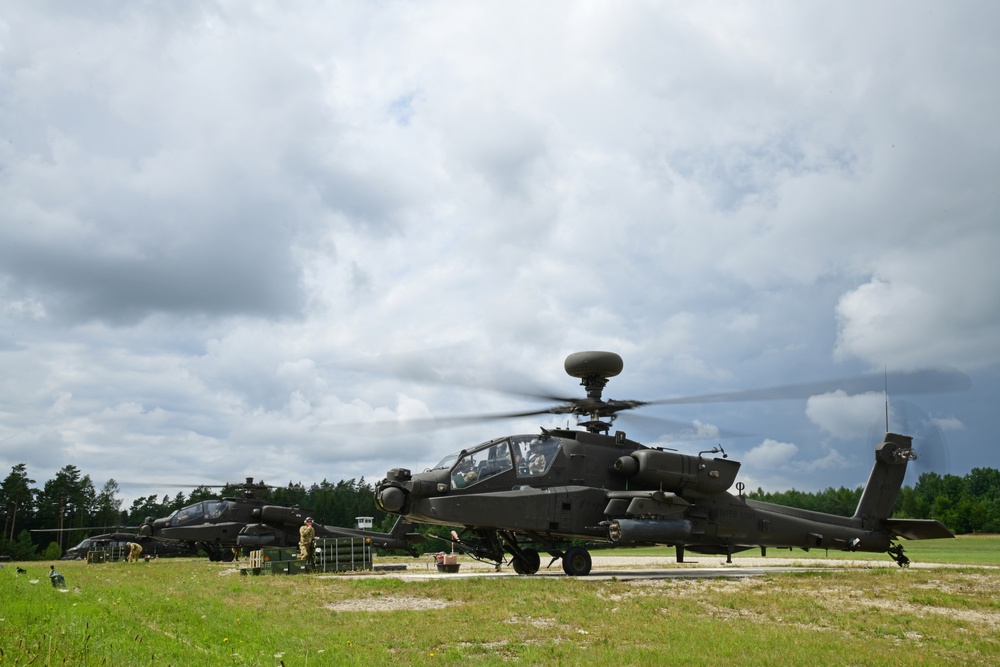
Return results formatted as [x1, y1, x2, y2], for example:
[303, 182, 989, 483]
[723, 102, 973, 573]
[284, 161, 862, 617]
[883, 518, 955, 540]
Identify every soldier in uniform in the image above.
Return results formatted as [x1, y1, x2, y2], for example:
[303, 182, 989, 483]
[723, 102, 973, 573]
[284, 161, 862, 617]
[298, 517, 316, 563]
[126, 541, 143, 562]
[528, 442, 547, 475]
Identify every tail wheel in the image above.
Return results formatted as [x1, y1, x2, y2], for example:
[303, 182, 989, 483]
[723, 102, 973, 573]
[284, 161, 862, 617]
[562, 546, 592, 576]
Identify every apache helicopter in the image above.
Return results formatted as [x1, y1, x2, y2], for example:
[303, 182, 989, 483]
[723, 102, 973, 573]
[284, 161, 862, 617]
[141, 477, 424, 561]
[375, 351, 967, 576]
[31, 524, 194, 560]
[62, 532, 194, 560]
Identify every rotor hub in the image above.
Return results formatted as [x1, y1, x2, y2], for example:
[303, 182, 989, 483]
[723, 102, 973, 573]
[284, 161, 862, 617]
[564, 351, 622, 400]
[564, 351, 623, 382]
[561, 352, 627, 431]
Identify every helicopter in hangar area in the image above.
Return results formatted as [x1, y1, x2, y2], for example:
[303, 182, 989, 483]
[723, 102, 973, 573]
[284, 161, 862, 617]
[375, 351, 968, 576]
[140, 478, 425, 561]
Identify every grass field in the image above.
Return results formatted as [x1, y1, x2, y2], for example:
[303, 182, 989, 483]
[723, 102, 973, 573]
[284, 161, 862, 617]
[623, 532, 1000, 566]
[2, 535, 999, 666]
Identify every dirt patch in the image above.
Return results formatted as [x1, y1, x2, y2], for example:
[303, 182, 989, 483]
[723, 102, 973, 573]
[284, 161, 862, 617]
[325, 596, 455, 612]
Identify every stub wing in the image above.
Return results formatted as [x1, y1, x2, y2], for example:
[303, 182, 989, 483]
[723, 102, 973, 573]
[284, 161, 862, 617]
[883, 518, 955, 540]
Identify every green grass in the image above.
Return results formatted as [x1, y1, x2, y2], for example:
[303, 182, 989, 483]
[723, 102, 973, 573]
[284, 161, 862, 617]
[2, 539, 999, 666]
[618, 533, 1000, 565]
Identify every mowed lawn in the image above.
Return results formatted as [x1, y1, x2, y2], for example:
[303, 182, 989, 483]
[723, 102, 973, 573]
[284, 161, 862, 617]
[2, 535, 998, 666]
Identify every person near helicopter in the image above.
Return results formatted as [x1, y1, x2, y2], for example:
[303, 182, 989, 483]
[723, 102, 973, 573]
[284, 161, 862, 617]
[125, 541, 143, 562]
[298, 517, 316, 563]
[527, 440, 548, 475]
[452, 458, 479, 488]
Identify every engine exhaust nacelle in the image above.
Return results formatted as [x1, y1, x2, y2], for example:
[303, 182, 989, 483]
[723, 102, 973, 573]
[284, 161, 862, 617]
[612, 449, 740, 494]
[260, 505, 309, 526]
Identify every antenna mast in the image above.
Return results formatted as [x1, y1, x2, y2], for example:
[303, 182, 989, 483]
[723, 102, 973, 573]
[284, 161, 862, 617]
[884, 366, 889, 433]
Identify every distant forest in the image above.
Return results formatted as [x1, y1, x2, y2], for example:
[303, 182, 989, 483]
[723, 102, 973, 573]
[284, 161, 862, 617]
[0, 463, 392, 560]
[747, 467, 1000, 535]
[3, 462, 999, 560]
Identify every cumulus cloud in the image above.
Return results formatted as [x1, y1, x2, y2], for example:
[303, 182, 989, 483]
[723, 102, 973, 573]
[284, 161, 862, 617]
[805, 391, 885, 439]
[834, 233, 1000, 370]
[744, 439, 799, 468]
[0, 2, 997, 499]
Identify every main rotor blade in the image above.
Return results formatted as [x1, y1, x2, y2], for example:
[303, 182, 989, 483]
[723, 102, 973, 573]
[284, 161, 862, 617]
[349, 406, 569, 434]
[642, 368, 971, 407]
[324, 349, 577, 404]
[118, 481, 225, 489]
[614, 412, 751, 441]
[31, 525, 140, 533]
[118, 481, 274, 490]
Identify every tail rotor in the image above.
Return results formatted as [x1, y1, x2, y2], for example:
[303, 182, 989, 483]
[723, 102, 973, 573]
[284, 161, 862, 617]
[889, 399, 950, 485]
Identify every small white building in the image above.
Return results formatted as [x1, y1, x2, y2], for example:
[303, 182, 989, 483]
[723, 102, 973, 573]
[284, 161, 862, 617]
[355, 516, 373, 530]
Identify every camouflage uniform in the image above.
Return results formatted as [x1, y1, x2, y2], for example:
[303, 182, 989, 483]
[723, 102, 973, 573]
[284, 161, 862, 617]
[127, 542, 143, 562]
[298, 520, 316, 562]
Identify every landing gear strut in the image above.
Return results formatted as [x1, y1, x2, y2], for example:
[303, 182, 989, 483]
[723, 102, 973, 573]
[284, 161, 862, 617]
[888, 543, 910, 568]
[512, 548, 541, 575]
[202, 543, 234, 562]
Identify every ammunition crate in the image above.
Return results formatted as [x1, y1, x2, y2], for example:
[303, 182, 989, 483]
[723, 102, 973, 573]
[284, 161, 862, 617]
[313, 537, 372, 573]
[259, 546, 299, 563]
[246, 538, 372, 575]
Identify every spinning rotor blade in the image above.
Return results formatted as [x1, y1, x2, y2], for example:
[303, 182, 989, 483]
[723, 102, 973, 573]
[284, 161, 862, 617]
[117, 479, 275, 497]
[351, 403, 740, 440]
[866, 397, 950, 485]
[327, 351, 970, 437]
[446, 367, 972, 421]
[31, 525, 140, 533]
[892, 399, 950, 481]
[642, 368, 971, 407]
[614, 412, 750, 441]
[326, 349, 578, 404]
[349, 406, 580, 434]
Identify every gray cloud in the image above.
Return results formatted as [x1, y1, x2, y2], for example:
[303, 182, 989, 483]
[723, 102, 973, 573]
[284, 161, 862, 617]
[1, 2, 998, 502]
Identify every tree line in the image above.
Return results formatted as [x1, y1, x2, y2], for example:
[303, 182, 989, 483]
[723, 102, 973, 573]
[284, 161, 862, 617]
[746, 467, 1000, 534]
[4, 462, 999, 560]
[0, 463, 395, 560]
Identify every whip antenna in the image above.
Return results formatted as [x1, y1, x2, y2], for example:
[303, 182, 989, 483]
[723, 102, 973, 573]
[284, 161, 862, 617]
[884, 366, 889, 432]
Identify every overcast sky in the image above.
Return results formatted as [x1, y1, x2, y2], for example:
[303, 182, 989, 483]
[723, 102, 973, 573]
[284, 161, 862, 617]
[2, 1, 998, 508]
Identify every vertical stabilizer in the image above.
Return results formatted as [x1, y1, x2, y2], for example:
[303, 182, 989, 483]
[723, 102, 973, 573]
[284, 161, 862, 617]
[854, 433, 914, 526]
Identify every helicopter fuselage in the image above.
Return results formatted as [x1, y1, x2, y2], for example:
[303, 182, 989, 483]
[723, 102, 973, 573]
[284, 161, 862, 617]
[375, 351, 956, 575]
[140, 496, 424, 560]
[376, 428, 943, 573]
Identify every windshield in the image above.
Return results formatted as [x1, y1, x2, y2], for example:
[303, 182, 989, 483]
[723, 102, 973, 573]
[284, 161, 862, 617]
[432, 453, 461, 471]
[446, 435, 561, 489]
[510, 434, 558, 478]
[171, 500, 230, 525]
[450, 439, 513, 489]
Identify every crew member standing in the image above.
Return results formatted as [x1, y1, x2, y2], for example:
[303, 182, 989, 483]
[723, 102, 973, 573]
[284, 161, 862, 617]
[298, 517, 316, 563]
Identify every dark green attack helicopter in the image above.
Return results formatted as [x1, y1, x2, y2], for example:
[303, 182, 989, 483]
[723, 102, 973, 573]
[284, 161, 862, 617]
[140, 478, 424, 561]
[375, 351, 967, 576]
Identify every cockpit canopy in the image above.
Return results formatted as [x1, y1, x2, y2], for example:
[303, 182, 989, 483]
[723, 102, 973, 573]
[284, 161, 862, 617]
[434, 434, 562, 490]
[168, 500, 231, 526]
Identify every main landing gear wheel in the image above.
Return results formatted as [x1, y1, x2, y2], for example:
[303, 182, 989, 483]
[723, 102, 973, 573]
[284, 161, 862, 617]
[562, 546, 592, 576]
[512, 548, 541, 575]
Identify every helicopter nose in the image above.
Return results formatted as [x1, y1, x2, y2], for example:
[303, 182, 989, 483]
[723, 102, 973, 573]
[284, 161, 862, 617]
[377, 486, 406, 512]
